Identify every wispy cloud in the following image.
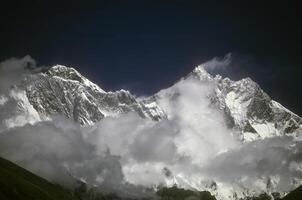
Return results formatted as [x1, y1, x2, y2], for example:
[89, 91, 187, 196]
[0, 55, 36, 93]
[202, 53, 232, 71]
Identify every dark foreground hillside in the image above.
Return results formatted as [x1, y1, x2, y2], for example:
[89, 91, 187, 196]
[0, 156, 217, 200]
[0, 155, 302, 200]
[0, 157, 76, 200]
[2, 156, 298, 200]
[281, 185, 302, 200]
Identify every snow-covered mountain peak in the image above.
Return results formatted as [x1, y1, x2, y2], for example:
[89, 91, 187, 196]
[209, 72, 301, 141]
[191, 65, 214, 81]
[47, 65, 82, 80]
[0, 65, 166, 125]
[147, 64, 301, 142]
[46, 65, 106, 93]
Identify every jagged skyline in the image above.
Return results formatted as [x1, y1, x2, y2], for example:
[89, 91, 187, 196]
[0, 1, 301, 115]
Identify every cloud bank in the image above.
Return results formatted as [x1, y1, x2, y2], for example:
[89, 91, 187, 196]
[0, 55, 36, 93]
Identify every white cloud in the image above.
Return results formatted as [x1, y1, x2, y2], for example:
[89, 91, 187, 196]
[201, 136, 302, 191]
[202, 53, 232, 71]
[0, 55, 36, 93]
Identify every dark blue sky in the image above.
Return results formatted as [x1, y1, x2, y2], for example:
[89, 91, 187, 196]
[0, 1, 301, 115]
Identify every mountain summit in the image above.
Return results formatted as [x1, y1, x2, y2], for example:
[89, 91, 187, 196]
[0, 65, 165, 130]
[192, 65, 301, 141]
[145, 64, 301, 142]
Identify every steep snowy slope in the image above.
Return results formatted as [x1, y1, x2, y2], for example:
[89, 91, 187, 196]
[197, 65, 302, 141]
[147, 65, 302, 142]
[3, 65, 165, 127]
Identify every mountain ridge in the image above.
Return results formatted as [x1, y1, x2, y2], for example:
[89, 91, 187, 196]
[146, 65, 302, 142]
[16, 64, 302, 141]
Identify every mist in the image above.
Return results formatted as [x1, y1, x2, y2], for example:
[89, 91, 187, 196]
[0, 56, 36, 93]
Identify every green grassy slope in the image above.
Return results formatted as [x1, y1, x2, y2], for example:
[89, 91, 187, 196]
[0, 157, 77, 200]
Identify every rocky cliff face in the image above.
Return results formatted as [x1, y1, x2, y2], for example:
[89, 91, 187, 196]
[146, 65, 302, 142]
[19, 65, 165, 125]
